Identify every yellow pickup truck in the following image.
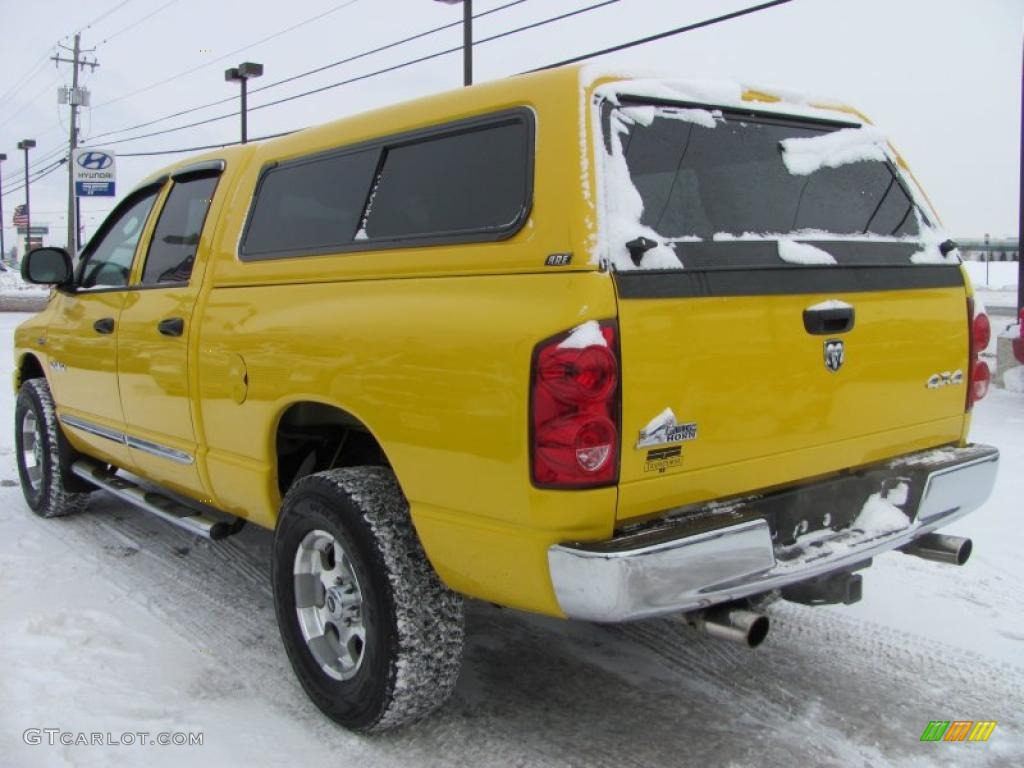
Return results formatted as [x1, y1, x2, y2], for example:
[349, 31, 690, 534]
[13, 65, 999, 732]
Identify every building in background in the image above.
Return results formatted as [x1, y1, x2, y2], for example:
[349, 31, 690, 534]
[957, 236, 1019, 263]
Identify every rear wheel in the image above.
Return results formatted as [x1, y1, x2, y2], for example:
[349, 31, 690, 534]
[272, 467, 464, 732]
[14, 378, 91, 518]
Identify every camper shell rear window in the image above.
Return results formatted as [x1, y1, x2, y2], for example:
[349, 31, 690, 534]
[599, 96, 954, 272]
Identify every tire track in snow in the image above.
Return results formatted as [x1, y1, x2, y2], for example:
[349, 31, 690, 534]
[7, 482, 1023, 767]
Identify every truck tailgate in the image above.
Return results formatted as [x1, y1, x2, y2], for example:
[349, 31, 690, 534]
[614, 268, 969, 522]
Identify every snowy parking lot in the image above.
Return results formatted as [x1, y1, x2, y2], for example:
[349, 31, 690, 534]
[0, 309, 1021, 767]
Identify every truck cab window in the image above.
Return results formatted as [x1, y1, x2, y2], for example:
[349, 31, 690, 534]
[141, 175, 219, 285]
[78, 191, 159, 289]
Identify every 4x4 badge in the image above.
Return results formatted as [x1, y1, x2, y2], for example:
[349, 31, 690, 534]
[824, 339, 845, 372]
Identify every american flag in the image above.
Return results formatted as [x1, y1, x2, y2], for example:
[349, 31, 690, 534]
[12, 204, 28, 227]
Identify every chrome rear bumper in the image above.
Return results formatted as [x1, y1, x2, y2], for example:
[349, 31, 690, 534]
[548, 444, 999, 622]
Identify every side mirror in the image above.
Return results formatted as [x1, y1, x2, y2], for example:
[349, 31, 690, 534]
[22, 247, 73, 286]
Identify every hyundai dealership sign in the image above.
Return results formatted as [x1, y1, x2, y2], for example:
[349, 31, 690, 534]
[73, 148, 116, 196]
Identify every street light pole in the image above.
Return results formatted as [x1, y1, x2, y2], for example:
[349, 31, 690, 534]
[0, 153, 7, 261]
[241, 75, 248, 143]
[17, 140, 35, 254]
[225, 62, 264, 144]
[434, 0, 473, 86]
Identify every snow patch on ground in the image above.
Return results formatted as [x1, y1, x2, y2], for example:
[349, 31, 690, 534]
[0, 268, 48, 297]
[2, 309, 1023, 766]
[1004, 366, 1024, 393]
[777, 240, 837, 266]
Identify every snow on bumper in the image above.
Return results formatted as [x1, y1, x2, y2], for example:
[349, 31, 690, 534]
[548, 444, 999, 622]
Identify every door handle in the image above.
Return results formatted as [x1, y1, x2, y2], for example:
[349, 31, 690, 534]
[803, 305, 855, 335]
[93, 317, 115, 334]
[158, 317, 185, 337]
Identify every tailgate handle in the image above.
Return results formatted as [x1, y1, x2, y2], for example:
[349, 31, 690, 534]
[803, 306, 855, 335]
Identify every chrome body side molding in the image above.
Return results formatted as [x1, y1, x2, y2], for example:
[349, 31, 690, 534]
[59, 413, 194, 465]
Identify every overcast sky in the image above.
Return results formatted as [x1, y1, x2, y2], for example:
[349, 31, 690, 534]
[0, 0, 1020, 251]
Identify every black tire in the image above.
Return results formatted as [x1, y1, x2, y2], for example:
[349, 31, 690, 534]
[273, 467, 464, 732]
[14, 378, 91, 518]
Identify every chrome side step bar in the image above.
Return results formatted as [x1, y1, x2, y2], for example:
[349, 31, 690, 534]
[72, 459, 244, 541]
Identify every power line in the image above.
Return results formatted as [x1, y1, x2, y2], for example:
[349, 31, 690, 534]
[0, 77, 61, 131]
[92, 0, 367, 110]
[98, 0, 184, 46]
[28, 146, 68, 171]
[81, 0, 139, 32]
[248, 1, 621, 113]
[34, 0, 790, 162]
[91, 0, 619, 149]
[246, 0, 530, 99]
[1, 159, 68, 200]
[534, 0, 796, 70]
[86, 0, 530, 143]
[0, 47, 56, 110]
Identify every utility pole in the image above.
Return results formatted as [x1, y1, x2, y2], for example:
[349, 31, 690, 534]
[1018, 35, 1023, 317]
[53, 33, 98, 252]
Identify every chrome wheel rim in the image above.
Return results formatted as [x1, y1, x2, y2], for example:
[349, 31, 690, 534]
[20, 409, 44, 492]
[293, 529, 366, 681]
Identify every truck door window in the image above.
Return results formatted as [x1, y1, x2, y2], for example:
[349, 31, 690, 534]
[78, 191, 159, 289]
[141, 175, 219, 285]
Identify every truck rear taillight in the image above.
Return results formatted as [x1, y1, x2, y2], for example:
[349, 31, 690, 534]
[531, 321, 620, 488]
[967, 298, 991, 409]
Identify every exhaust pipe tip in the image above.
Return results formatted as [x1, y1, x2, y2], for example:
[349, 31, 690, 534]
[689, 606, 770, 648]
[901, 533, 973, 566]
[951, 537, 972, 566]
[745, 614, 771, 648]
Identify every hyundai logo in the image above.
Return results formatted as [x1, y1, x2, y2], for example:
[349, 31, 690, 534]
[77, 151, 113, 170]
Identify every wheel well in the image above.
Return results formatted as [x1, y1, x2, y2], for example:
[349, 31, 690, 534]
[275, 401, 389, 495]
[18, 354, 45, 388]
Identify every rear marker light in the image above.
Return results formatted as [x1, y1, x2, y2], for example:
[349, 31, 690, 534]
[531, 321, 620, 488]
[973, 312, 991, 351]
[966, 297, 991, 409]
[971, 360, 991, 402]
